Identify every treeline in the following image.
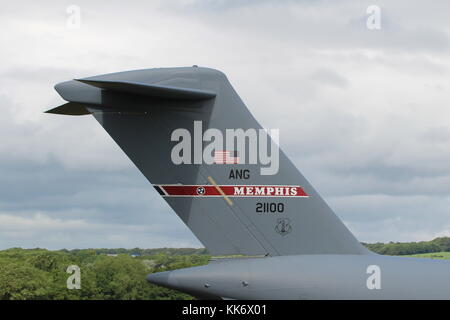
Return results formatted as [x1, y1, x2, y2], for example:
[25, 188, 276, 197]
[58, 237, 450, 257]
[2, 237, 450, 299]
[62, 247, 208, 256]
[362, 237, 450, 255]
[0, 248, 210, 300]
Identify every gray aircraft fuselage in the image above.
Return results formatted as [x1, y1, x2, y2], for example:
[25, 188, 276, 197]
[148, 254, 450, 300]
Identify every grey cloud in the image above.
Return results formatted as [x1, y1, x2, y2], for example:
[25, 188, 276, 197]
[308, 69, 349, 88]
[0, 212, 199, 250]
[0, 161, 201, 250]
[1, 0, 450, 247]
[331, 194, 450, 242]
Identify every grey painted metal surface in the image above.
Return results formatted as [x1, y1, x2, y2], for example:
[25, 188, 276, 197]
[147, 254, 450, 299]
[48, 66, 449, 299]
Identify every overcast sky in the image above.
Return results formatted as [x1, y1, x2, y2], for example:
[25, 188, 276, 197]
[1, 0, 450, 249]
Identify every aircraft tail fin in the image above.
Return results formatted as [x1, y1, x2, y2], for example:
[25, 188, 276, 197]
[48, 66, 369, 256]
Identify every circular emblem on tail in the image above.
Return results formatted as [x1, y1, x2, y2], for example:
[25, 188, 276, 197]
[196, 187, 206, 195]
[275, 218, 292, 236]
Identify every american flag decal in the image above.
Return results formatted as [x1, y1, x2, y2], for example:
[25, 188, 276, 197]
[214, 150, 240, 164]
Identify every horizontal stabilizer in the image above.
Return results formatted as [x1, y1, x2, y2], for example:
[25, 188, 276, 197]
[75, 79, 217, 100]
[45, 102, 90, 116]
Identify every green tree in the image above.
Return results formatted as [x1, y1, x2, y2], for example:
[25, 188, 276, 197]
[0, 261, 49, 300]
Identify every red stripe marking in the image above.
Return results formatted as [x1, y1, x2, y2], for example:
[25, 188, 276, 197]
[158, 185, 309, 197]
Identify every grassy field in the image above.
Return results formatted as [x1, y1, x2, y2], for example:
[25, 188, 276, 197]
[403, 252, 450, 260]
